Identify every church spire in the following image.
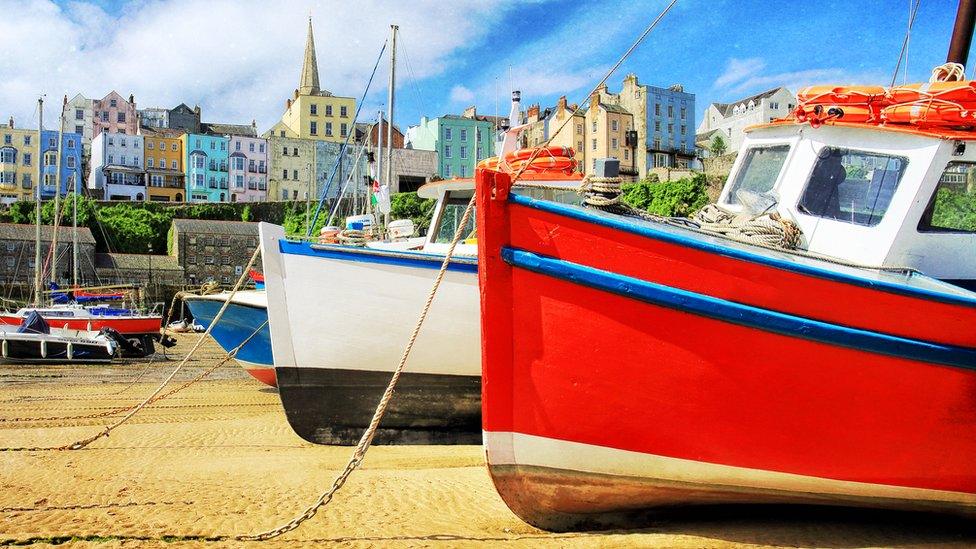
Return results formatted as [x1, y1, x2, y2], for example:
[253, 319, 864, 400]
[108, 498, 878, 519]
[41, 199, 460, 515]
[299, 17, 320, 95]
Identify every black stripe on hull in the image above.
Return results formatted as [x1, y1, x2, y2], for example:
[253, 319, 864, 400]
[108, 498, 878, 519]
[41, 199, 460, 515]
[275, 367, 481, 445]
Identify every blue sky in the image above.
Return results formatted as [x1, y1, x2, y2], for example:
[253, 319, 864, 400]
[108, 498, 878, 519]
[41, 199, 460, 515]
[2, 0, 966, 135]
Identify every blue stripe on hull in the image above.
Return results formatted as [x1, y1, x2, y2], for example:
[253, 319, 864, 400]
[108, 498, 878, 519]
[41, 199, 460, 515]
[279, 239, 478, 273]
[503, 247, 976, 371]
[507, 192, 976, 308]
[185, 299, 273, 367]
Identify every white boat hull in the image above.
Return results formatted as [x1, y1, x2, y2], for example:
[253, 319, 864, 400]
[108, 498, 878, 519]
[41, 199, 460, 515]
[259, 223, 481, 445]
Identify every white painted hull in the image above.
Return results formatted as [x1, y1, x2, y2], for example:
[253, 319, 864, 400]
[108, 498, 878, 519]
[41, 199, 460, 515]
[259, 223, 481, 444]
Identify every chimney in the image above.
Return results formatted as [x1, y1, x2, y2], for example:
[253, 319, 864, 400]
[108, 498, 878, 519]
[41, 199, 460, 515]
[193, 105, 201, 115]
[557, 96, 568, 114]
[252, 119, 256, 129]
[527, 104, 540, 122]
[462, 105, 477, 119]
[590, 92, 600, 111]
[7, 117, 13, 129]
[128, 94, 135, 106]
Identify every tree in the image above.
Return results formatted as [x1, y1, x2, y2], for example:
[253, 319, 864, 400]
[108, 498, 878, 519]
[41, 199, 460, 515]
[710, 134, 728, 157]
[390, 192, 436, 236]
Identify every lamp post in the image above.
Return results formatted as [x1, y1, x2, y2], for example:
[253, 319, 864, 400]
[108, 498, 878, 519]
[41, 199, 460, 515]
[147, 244, 153, 303]
[625, 130, 639, 181]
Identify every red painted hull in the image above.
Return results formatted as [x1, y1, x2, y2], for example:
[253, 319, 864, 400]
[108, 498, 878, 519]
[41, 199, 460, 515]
[0, 314, 162, 335]
[245, 366, 277, 387]
[475, 168, 976, 530]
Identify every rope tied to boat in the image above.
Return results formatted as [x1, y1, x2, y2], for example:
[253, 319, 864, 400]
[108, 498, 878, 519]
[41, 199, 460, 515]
[338, 229, 369, 247]
[931, 62, 966, 82]
[694, 204, 802, 249]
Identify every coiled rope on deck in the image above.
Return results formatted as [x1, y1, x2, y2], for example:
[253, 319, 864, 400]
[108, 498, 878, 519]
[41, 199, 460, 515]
[694, 204, 802, 249]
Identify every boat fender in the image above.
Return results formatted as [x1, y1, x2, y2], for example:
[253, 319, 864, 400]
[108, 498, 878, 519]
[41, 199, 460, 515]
[67, 341, 73, 360]
[40, 339, 47, 359]
[2, 339, 6, 358]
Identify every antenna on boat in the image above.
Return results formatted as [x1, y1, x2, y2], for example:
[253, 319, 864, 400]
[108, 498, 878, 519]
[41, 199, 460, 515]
[947, 0, 976, 76]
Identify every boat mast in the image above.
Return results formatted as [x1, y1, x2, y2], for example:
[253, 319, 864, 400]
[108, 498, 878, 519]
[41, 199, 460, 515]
[51, 96, 65, 294]
[33, 97, 43, 307]
[384, 24, 397, 230]
[373, 110, 381, 220]
[948, 0, 976, 70]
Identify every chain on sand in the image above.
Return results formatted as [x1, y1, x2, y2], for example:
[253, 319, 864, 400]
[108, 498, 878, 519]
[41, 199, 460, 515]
[0, 247, 261, 452]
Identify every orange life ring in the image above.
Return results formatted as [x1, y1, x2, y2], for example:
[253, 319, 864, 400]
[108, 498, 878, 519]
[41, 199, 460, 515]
[887, 81, 976, 105]
[797, 85, 887, 105]
[881, 101, 976, 127]
[478, 146, 579, 177]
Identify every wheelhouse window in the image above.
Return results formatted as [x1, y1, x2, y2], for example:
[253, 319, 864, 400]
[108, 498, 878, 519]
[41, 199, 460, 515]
[723, 145, 790, 207]
[433, 191, 475, 244]
[919, 161, 976, 232]
[797, 147, 907, 227]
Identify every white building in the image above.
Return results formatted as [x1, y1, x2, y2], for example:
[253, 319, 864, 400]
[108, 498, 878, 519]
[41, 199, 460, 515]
[63, 93, 93, 156]
[88, 132, 147, 201]
[139, 108, 169, 129]
[696, 87, 795, 155]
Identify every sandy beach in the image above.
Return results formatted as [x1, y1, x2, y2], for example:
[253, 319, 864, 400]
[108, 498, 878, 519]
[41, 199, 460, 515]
[1, 334, 975, 548]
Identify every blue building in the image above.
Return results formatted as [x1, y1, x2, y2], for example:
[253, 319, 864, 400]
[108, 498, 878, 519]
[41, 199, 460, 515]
[406, 109, 496, 179]
[644, 83, 696, 169]
[182, 133, 229, 202]
[40, 130, 83, 199]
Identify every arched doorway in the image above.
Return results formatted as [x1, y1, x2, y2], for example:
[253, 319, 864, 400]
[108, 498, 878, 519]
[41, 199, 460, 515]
[175, 193, 183, 202]
[220, 193, 226, 202]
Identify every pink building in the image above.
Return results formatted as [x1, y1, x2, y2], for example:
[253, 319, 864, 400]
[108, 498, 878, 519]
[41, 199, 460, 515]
[227, 135, 268, 202]
[92, 91, 138, 138]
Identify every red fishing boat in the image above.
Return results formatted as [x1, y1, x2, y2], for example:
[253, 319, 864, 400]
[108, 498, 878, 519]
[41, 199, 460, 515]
[475, 7, 976, 529]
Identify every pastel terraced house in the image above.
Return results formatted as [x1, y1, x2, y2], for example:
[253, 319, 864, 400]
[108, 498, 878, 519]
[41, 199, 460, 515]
[39, 129, 83, 199]
[142, 128, 185, 202]
[228, 135, 268, 202]
[182, 133, 229, 203]
[88, 132, 147, 201]
[92, 91, 138, 139]
[0, 119, 37, 204]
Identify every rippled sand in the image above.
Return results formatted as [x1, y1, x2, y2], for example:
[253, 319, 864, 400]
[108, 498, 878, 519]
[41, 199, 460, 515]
[2, 334, 975, 547]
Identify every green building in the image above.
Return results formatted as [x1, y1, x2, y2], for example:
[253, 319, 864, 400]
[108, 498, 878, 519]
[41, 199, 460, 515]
[406, 111, 496, 179]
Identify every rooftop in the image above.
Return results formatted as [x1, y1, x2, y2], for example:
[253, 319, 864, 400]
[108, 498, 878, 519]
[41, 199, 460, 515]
[0, 223, 96, 244]
[201, 123, 257, 138]
[95, 252, 181, 271]
[712, 87, 789, 117]
[172, 218, 258, 235]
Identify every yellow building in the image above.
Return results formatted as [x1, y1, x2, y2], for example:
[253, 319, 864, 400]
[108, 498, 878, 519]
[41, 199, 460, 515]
[583, 92, 636, 178]
[142, 128, 185, 202]
[265, 19, 356, 143]
[522, 97, 586, 174]
[0, 119, 38, 203]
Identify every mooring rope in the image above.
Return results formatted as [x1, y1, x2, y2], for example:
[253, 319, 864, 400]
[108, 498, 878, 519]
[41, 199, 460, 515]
[0, 247, 261, 452]
[694, 203, 802, 249]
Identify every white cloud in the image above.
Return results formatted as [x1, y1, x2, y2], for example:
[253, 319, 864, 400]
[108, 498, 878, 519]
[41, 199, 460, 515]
[449, 85, 475, 104]
[713, 57, 766, 89]
[0, 0, 513, 132]
[712, 57, 888, 98]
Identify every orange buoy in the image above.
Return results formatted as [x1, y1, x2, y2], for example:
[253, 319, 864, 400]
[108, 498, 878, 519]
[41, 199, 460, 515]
[797, 85, 887, 105]
[881, 101, 976, 127]
[794, 103, 879, 125]
[478, 146, 580, 177]
[887, 81, 976, 105]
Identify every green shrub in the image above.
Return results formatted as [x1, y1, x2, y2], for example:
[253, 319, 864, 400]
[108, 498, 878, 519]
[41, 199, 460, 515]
[391, 192, 436, 236]
[622, 173, 709, 217]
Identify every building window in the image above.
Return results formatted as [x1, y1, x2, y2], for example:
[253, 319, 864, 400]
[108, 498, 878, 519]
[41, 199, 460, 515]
[445, 128, 452, 140]
[236, 175, 244, 188]
[22, 153, 31, 166]
[210, 141, 215, 150]
[66, 157, 75, 168]
[591, 120, 596, 132]
[282, 169, 288, 179]
[147, 141, 154, 150]
[235, 141, 241, 151]
[444, 165, 452, 177]
[460, 146, 468, 159]
[248, 142, 254, 153]
[195, 174, 204, 187]
[340, 106, 347, 118]
[220, 141, 225, 151]
[108, 154, 114, 164]
[292, 170, 298, 179]
[109, 99, 117, 107]
[460, 129, 467, 141]
[340, 123, 347, 137]
[444, 145, 452, 159]
[591, 139, 596, 151]
[576, 124, 582, 135]
[101, 111, 109, 121]
[75, 109, 83, 120]
[148, 158, 154, 168]
[654, 121, 661, 132]
[624, 149, 629, 160]
[460, 165, 467, 177]
[681, 125, 686, 136]
[282, 146, 288, 155]
[611, 138, 618, 149]
[259, 143, 265, 153]
[205, 256, 215, 265]
[235, 265, 244, 275]
[117, 112, 126, 123]
[188, 255, 196, 264]
[655, 104, 661, 116]
[325, 122, 333, 136]
[310, 121, 318, 135]
[310, 104, 317, 116]
[75, 125, 83, 134]
[680, 107, 687, 119]
[667, 124, 674, 134]
[668, 105, 674, 118]
[611, 120, 618, 132]
[325, 105, 333, 116]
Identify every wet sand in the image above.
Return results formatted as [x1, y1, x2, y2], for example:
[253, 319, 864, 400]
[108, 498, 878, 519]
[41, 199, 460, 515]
[2, 334, 976, 547]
